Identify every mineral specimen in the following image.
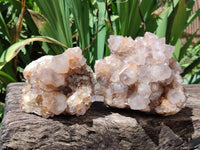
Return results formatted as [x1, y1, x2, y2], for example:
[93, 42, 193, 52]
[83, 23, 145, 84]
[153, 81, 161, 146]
[95, 32, 186, 115]
[21, 47, 95, 118]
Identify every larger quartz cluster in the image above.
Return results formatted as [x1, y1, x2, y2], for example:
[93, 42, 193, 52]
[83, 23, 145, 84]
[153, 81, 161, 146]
[21, 47, 95, 118]
[95, 32, 186, 115]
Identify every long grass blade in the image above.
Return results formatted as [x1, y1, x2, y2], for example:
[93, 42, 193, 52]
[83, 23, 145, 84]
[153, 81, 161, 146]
[67, 0, 90, 64]
[167, 0, 195, 60]
[1, 63, 17, 80]
[173, 38, 181, 60]
[0, 12, 11, 42]
[155, 6, 170, 38]
[36, 0, 73, 49]
[178, 29, 199, 61]
[116, 0, 138, 37]
[96, 0, 106, 60]
[67, 0, 90, 49]
[0, 71, 16, 87]
[185, 8, 200, 29]
[169, 0, 188, 45]
[0, 36, 67, 70]
[181, 57, 200, 77]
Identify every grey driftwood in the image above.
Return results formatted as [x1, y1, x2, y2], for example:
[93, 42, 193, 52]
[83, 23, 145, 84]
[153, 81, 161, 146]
[0, 83, 200, 150]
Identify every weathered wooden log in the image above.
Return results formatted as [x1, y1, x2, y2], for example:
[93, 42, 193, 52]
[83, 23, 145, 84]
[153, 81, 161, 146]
[0, 83, 200, 150]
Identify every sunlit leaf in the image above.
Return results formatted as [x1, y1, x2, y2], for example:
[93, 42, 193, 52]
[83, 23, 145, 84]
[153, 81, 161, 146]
[182, 57, 200, 77]
[155, 6, 170, 38]
[36, 0, 73, 52]
[169, 0, 188, 45]
[186, 8, 200, 29]
[96, 0, 107, 60]
[67, 0, 90, 64]
[178, 29, 199, 61]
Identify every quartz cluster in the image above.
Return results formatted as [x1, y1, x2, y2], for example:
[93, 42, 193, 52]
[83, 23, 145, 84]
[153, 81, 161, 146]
[95, 32, 186, 115]
[21, 47, 95, 118]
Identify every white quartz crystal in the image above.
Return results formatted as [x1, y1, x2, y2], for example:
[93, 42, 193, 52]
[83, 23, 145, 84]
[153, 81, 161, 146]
[21, 47, 95, 118]
[95, 32, 186, 115]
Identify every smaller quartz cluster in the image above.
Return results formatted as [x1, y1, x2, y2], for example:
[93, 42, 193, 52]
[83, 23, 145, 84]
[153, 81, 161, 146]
[21, 47, 95, 118]
[95, 32, 186, 115]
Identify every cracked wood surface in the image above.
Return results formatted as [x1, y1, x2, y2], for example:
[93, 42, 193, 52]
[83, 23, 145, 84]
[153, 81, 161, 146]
[0, 83, 200, 150]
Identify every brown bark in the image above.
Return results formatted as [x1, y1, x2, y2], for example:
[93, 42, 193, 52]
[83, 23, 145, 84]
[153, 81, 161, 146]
[0, 83, 200, 150]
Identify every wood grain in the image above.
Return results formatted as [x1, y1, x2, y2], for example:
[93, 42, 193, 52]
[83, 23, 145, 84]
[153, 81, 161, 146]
[0, 83, 200, 150]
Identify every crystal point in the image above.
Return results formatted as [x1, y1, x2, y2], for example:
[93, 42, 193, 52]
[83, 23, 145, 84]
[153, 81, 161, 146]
[21, 47, 95, 118]
[95, 32, 186, 115]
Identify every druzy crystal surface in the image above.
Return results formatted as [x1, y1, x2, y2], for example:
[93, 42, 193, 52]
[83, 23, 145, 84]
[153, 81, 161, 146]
[21, 47, 95, 118]
[95, 32, 186, 115]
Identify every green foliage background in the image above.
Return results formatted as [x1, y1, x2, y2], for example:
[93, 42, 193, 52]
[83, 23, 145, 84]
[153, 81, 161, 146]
[0, 0, 199, 123]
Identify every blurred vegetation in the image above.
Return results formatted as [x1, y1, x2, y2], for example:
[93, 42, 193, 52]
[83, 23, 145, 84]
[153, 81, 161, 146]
[0, 0, 199, 121]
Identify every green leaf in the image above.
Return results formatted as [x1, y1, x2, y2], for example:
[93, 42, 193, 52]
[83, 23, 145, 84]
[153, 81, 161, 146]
[0, 41, 3, 55]
[0, 102, 4, 119]
[155, 6, 170, 38]
[182, 57, 200, 77]
[185, 70, 200, 84]
[110, 15, 119, 22]
[0, 12, 11, 42]
[167, 0, 179, 16]
[36, 0, 73, 51]
[178, 29, 199, 61]
[0, 36, 67, 70]
[116, 0, 138, 36]
[0, 2, 10, 12]
[25, 9, 46, 30]
[23, 9, 42, 35]
[116, 0, 155, 38]
[169, 0, 187, 45]
[186, 8, 200, 29]
[0, 70, 16, 86]
[67, 0, 90, 64]
[96, 0, 107, 60]
[168, 0, 195, 45]
[1, 63, 17, 80]
[0, 0, 21, 11]
[137, 0, 154, 35]
[67, 0, 90, 49]
[173, 38, 181, 60]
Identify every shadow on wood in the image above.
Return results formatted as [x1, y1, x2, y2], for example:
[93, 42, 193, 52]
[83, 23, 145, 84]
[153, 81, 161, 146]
[51, 102, 112, 127]
[108, 106, 195, 146]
